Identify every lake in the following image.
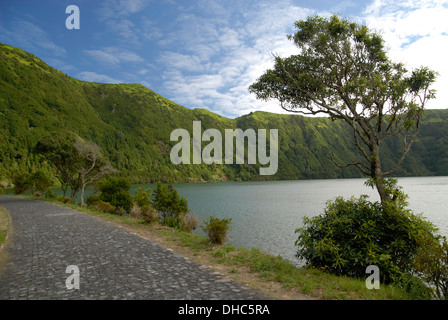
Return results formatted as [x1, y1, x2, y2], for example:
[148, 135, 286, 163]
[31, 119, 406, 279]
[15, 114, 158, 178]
[131, 176, 448, 265]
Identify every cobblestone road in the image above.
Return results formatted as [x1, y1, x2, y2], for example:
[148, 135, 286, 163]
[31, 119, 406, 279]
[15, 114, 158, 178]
[0, 196, 270, 300]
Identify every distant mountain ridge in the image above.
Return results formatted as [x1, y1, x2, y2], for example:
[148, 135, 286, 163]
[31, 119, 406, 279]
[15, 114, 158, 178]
[1, 42, 447, 183]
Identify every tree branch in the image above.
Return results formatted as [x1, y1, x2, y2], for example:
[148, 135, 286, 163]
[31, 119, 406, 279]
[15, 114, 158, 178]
[329, 152, 370, 175]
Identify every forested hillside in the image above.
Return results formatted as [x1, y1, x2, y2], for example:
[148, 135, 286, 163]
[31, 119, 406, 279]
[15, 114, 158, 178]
[0, 43, 447, 184]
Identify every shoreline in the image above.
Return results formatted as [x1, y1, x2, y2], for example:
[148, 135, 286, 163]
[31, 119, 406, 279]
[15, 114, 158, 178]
[0, 194, 416, 300]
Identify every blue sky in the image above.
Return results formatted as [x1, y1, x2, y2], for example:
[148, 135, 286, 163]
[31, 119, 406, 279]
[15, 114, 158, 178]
[0, 0, 447, 118]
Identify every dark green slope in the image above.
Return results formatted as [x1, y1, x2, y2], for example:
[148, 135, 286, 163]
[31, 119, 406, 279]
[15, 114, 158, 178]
[0, 42, 446, 184]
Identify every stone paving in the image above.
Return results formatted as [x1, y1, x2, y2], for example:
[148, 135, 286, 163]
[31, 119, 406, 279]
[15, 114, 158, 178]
[0, 196, 271, 300]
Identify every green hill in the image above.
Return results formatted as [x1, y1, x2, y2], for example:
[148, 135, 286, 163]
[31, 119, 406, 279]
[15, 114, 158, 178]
[0, 42, 447, 184]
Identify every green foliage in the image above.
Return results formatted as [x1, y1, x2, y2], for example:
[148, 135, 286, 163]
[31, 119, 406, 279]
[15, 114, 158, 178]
[55, 195, 71, 204]
[12, 169, 52, 194]
[86, 193, 101, 207]
[132, 187, 152, 207]
[295, 186, 437, 285]
[33, 131, 82, 194]
[388, 271, 432, 300]
[98, 176, 132, 212]
[12, 171, 32, 194]
[201, 216, 233, 244]
[152, 182, 189, 228]
[140, 205, 160, 224]
[115, 207, 127, 216]
[44, 189, 56, 199]
[94, 200, 116, 214]
[28, 170, 53, 192]
[414, 234, 448, 300]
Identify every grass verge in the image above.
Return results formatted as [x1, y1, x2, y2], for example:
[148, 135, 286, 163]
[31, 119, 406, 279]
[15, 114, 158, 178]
[0, 206, 9, 248]
[0, 205, 11, 274]
[5, 194, 418, 300]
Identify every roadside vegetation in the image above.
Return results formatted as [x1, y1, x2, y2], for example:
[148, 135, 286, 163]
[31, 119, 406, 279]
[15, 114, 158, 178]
[0, 206, 9, 248]
[0, 205, 10, 274]
[4, 189, 437, 300]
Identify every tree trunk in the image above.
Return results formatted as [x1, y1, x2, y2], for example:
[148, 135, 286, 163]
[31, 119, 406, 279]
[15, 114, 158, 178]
[375, 179, 391, 203]
[80, 184, 86, 207]
[371, 145, 392, 203]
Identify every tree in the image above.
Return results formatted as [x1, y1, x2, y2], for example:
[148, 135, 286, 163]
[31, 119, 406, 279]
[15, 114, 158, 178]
[11, 169, 53, 195]
[34, 131, 114, 202]
[34, 131, 83, 198]
[27, 170, 53, 193]
[132, 187, 152, 207]
[74, 139, 115, 206]
[249, 15, 437, 202]
[414, 234, 448, 300]
[152, 182, 189, 228]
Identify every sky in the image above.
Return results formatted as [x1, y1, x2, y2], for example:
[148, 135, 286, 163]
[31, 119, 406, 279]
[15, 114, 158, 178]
[0, 0, 447, 119]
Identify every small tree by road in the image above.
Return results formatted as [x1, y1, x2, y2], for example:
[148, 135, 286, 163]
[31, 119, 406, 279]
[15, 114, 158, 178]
[74, 139, 115, 206]
[34, 131, 114, 203]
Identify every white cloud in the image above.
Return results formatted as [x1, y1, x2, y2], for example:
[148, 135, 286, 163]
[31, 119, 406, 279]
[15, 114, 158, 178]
[76, 71, 122, 84]
[141, 17, 163, 41]
[84, 47, 144, 67]
[361, 0, 448, 109]
[97, 0, 152, 46]
[0, 19, 66, 57]
[160, 51, 205, 72]
[113, 19, 140, 45]
[84, 49, 121, 67]
[219, 28, 242, 48]
[157, 0, 316, 118]
[159, 0, 447, 117]
[99, 0, 150, 19]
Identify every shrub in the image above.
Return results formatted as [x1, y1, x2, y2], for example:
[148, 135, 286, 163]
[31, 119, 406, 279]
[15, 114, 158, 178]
[86, 193, 101, 207]
[94, 200, 116, 213]
[55, 195, 71, 203]
[12, 170, 53, 194]
[295, 193, 437, 284]
[201, 216, 232, 244]
[132, 187, 152, 207]
[0, 179, 8, 194]
[12, 172, 32, 194]
[130, 203, 142, 220]
[28, 170, 53, 192]
[152, 182, 189, 227]
[414, 234, 448, 300]
[33, 191, 42, 198]
[98, 177, 132, 212]
[55, 195, 72, 203]
[181, 213, 199, 233]
[44, 189, 56, 199]
[141, 205, 160, 224]
[115, 207, 127, 216]
[107, 189, 132, 212]
[391, 271, 432, 300]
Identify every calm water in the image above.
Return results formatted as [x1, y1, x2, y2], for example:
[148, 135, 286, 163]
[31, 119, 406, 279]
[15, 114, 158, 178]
[131, 176, 448, 265]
